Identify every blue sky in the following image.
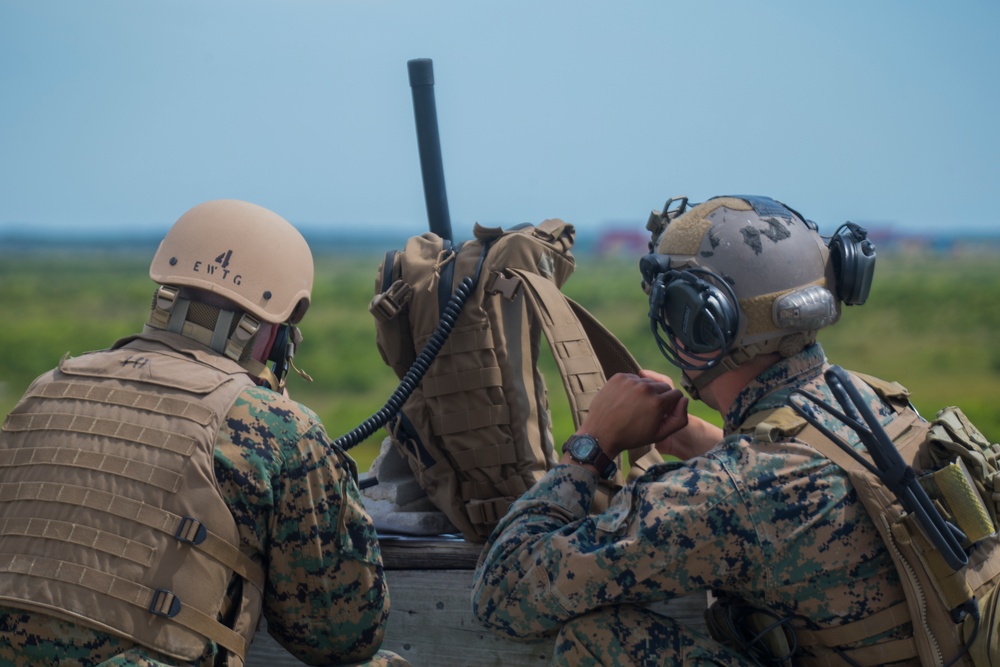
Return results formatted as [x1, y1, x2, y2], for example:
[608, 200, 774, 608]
[1, 1, 997, 241]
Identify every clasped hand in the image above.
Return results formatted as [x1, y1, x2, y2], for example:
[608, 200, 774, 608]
[576, 370, 723, 462]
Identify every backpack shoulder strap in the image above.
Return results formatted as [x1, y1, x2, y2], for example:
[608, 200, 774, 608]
[505, 268, 613, 426]
[504, 268, 661, 478]
[567, 297, 641, 377]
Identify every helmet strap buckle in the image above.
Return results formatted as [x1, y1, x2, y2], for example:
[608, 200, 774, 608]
[147, 285, 186, 331]
[223, 314, 260, 362]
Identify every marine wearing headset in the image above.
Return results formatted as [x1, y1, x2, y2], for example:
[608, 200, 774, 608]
[470, 195, 939, 666]
[0, 200, 409, 666]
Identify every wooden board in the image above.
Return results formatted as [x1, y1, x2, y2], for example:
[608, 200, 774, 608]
[245, 560, 709, 666]
[380, 535, 484, 570]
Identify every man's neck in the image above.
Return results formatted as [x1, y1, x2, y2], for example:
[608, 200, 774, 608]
[699, 353, 782, 418]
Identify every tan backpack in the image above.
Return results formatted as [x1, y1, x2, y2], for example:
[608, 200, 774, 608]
[728, 367, 1000, 667]
[365, 219, 662, 542]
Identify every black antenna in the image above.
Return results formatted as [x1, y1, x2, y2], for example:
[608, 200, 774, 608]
[407, 58, 453, 242]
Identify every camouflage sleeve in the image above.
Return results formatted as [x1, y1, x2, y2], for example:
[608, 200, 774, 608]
[471, 460, 753, 639]
[219, 388, 388, 665]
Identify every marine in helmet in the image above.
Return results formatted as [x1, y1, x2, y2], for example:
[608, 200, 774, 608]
[0, 200, 409, 666]
[471, 195, 943, 665]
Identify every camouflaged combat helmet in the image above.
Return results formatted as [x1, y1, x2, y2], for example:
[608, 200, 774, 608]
[641, 195, 841, 395]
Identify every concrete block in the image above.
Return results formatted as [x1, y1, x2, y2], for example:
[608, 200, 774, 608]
[362, 437, 458, 536]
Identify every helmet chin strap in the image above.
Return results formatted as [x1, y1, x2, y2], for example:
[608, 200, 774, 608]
[681, 334, 814, 402]
[682, 358, 735, 401]
[678, 342, 769, 401]
[680, 372, 701, 401]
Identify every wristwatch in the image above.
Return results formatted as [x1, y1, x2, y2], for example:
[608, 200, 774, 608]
[564, 434, 618, 480]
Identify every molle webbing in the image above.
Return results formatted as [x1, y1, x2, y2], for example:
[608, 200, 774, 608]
[0, 552, 248, 658]
[420, 366, 503, 399]
[3, 412, 198, 457]
[794, 600, 913, 652]
[798, 635, 918, 667]
[449, 442, 518, 470]
[0, 447, 183, 493]
[0, 337, 263, 662]
[23, 379, 216, 424]
[0, 481, 263, 589]
[431, 405, 510, 437]
[415, 332, 506, 443]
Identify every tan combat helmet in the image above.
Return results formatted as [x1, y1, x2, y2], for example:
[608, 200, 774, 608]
[147, 199, 315, 389]
[150, 199, 313, 324]
[641, 195, 859, 397]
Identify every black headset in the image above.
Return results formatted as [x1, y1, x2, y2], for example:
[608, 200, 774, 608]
[266, 323, 292, 387]
[641, 200, 877, 370]
[641, 255, 741, 371]
[827, 222, 877, 306]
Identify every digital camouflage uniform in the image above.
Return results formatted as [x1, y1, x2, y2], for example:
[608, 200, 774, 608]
[0, 333, 407, 667]
[472, 343, 918, 666]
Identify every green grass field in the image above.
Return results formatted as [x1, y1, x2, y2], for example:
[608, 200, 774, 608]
[1, 245, 997, 472]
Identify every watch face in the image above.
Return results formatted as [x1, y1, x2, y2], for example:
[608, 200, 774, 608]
[568, 435, 616, 479]
[570, 435, 598, 460]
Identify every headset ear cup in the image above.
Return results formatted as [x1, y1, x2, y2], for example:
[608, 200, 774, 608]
[829, 232, 855, 303]
[662, 279, 703, 351]
[703, 288, 739, 352]
[829, 224, 877, 305]
[663, 275, 739, 353]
